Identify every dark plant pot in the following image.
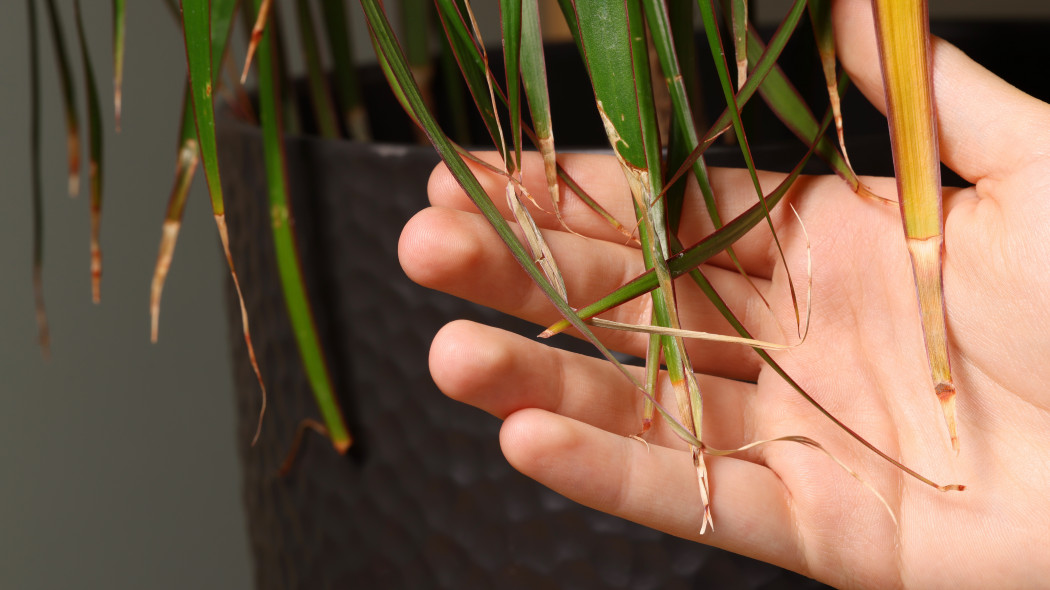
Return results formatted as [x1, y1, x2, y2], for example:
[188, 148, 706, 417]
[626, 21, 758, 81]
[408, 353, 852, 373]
[218, 21, 1049, 590]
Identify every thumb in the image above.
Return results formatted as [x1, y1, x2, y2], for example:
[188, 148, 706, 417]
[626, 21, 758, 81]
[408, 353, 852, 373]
[832, 0, 1050, 185]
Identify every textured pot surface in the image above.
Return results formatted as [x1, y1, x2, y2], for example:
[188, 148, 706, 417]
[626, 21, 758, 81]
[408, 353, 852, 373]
[216, 112, 829, 589]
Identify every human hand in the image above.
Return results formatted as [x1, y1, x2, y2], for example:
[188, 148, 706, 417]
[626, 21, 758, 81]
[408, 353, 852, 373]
[398, 1, 1050, 587]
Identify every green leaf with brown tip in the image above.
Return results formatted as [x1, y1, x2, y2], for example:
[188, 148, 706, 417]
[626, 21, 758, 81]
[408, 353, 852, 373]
[255, 0, 352, 452]
[74, 0, 103, 303]
[112, 0, 126, 130]
[43, 0, 80, 197]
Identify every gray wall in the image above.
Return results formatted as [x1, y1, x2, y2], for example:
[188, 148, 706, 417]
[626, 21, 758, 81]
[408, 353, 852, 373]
[2, 2, 1049, 589]
[0, 3, 250, 589]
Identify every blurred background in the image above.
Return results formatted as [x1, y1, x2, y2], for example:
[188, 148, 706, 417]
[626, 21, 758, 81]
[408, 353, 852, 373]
[2, 1, 1048, 588]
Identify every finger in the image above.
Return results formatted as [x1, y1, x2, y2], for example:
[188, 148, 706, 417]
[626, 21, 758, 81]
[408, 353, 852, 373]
[430, 320, 755, 451]
[400, 207, 771, 381]
[834, 0, 1050, 184]
[429, 152, 834, 276]
[499, 409, 805, 575]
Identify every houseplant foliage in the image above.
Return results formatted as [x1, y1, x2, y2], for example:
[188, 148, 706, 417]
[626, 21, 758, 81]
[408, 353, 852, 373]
[26, 0, 970, 577]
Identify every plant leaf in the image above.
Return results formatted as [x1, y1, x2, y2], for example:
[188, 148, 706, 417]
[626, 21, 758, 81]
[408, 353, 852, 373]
[150, 84, 199, 343]
[360, 0, 650, 409]
[871, 0, 956, 451]
[182, 0, 270, 444]
[112, 0, 126, 131]
[42, 0, 80, 197]
[434, 0, 507, 161]
[27, 0, 50, 357]
[74, 0, 103, 303]
[254, 0, 353, 452]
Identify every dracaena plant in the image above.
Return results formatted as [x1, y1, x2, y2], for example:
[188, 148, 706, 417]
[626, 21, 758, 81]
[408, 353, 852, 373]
[26, 0, 964, 532]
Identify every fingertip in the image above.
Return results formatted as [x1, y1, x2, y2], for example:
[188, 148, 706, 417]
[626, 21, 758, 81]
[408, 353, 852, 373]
[429, 320, 517, 408]
[398, 207, 485, 290]
[426, 161, 458, 207]
[500, 408, 578, 478]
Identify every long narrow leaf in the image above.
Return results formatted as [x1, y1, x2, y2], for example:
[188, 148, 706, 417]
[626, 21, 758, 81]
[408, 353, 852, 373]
[359, 0, 654, 422]
[43, 0, 80, 197]
[153, 0, 238, 340]
[729, 0, 748, 89]
[519, 0, 560, 218]
[150, 84, 199, 343]
[74, 0, 103, 303]
[552, 112, 963, 492]
[113, 0, 126, 130]
[872, 0, 956, 451]
[574, 0, 712, 531]
[437, 17, 471, 143]
[240, 0, 272, 82]
[182, 0, 270, 444]
[744, 25, 862, 193]
[28, 0, 50, 357]
[808, 0, 853, 171]
[434, 0, 506, 161]
[699, 0, 802, 331]
[401, 0, 434, 120]
[500, 0, 523, 171]
[254, 0, 352, 452]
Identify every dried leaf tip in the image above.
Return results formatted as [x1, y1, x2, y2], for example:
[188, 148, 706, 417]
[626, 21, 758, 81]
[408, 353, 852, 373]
[90, 211, 101, 304]
[937, 382, 959, 453]
[150, 220, 181, 343]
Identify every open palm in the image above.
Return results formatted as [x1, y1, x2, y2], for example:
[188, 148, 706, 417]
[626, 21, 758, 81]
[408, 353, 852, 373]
[399, 2, 1050, 587]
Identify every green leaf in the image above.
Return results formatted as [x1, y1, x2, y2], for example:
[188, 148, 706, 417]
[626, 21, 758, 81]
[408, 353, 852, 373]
[182, 0, 271, 446]
[74, 0, 103, 303]
[150, 83, 200, 343]
[434, 0, 507, 160]
[27, 0, 50, 356]
[112, 0, 126, 130]
[519, 0, 559, 209]
[744, 25, 860, 191]
[255, 0, 352, 452]
[43, 0, 80, 197]
[360, 0, 647, 400]
[500, 0, 523, 171]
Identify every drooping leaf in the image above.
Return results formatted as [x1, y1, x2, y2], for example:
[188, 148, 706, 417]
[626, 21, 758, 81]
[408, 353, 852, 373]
[434, 0, 507, 161]
[500, 0, 523, 171]
[150, 84, 199, 343]
[729, 0, 748, 89]
[42, 0, 80, 197]
[181, 0, 270, 444]
[113, 0, 126, 130]
[808, 0, 854, 172]
[153, 0, 238, 340]
[573, 0, 712, 531]
[699, 0, 802, 332]
[74, 0, 104, 303]
[360, 0, 653, 416]
[871, 0, 956, 451]
[254, 0, 352, 452]
[519, 0, 561, 217]
[27, 0, 50, 357]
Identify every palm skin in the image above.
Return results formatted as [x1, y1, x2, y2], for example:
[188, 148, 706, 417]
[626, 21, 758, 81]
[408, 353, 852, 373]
[398, 1, 1050, 587]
